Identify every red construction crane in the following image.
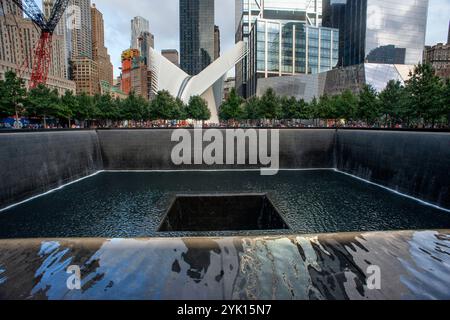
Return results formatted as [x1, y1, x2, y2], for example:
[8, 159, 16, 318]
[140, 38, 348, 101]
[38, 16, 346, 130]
[8, 0, 70, 88]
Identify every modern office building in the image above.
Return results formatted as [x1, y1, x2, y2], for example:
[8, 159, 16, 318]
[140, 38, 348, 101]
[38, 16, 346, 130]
[322, 0, 346, 66]
[161, 49, 179, 67]
[324, 0, 429, 67]
[236, 0, 328, 97]
[180, 0, 215, 75]
[91, 4, 114, 87]
[131, 16, 150, 50]
[214, 25, 221, 60]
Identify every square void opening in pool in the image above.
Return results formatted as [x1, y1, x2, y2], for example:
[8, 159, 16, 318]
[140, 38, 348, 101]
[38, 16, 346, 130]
[158, 194, 290, 232]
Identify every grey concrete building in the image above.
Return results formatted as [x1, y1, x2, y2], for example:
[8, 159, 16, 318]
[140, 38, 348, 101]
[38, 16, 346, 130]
[131, 16, 150, 50]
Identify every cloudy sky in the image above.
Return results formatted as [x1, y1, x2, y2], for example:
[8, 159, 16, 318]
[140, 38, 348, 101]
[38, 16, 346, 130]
[92, 0, 450, 78]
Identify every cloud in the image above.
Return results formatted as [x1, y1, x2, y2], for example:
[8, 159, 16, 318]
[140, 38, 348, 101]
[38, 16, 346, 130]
[92, 0, 450, 78]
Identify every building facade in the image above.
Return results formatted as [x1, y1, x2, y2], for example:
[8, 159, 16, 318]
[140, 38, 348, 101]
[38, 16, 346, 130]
[180, 0, 215, 75]
[235, 0, 325, 97]
[131, 16, 150, 50]
[70, 57, 99, 95]
[214, 25, 220, 60]
[121, 49, 150, 100]
[256, 63, 414, 103]
[0, 0, 75, 94]
[247, 20, 338, 96]
[91, 4, 113, 87]
[139, 31, 155, 65]
[323, 0, 429, 67]
[68, 0, 93, 60]
[161, 49, 179, 66]
[424, 43, 450, 79]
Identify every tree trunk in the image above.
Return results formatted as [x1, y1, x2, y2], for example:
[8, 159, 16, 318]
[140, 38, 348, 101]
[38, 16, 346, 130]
[43, 114, 47, 129]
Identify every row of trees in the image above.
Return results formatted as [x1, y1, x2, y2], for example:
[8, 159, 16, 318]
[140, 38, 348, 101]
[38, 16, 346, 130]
[220, 64, 450, 128]
[0, 71, 211, 127]
[1, 63, 449, 128]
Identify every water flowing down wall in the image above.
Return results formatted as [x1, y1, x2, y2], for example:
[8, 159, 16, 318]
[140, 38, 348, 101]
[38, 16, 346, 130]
[0, 131, 103, 209]
[336, 130, 450, 209]
[0, 129, 449, 210]
[97, 129, 336, 170]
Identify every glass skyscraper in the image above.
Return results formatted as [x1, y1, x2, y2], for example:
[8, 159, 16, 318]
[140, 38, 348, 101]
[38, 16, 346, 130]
[247, 19, 338, 95]
[180, 0, 215, 75]
[324, 0, 429, 67]
[235, 0, 338, 97]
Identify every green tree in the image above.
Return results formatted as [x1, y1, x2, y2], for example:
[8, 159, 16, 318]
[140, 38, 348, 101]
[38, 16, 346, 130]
[173, 98, 188, 120]
[259, 88, 282, 120]
[444, 79, 450, 126]
[0, 71, 27, 123]
[75, 93, 96, 126]
[281, 96, 302, 119]
[406, 63, 445, 128]
[317, 94, 334, 120]
[149, 90, 178, 120]
[27, 85, 62, 128]
[357, 85, 380, 126]
[243, 96, 261, 120]
[219, 88, 244, 121]
[61, 91, 79, 127]
[95, 94, 119, 125]
[298, 99, 311, 120]
[186, 95, 211, 123]
[308, 97, 320, 125]
[337, 90, 358, 123]
[379, 80, 410, 127]
[122, 92, 148, 122]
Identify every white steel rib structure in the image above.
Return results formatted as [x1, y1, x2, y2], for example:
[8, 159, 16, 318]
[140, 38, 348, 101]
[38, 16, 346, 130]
[149, 41, 247, 123]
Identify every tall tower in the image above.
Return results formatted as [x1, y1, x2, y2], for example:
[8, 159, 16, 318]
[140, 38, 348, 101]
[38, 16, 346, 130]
[131, 16, 149, 50]
[91, 3, 113, 85]
[68, 0, 93, 59]
[180, 0, 215, 75]
[341, 0, 428, 67]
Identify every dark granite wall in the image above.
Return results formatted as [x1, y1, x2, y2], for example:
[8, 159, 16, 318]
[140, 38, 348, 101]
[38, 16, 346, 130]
[0, 131, 102, 209]
[1, 129, 449, 210]
[336, 130, 450, 209]
[96, 129, 336, 170]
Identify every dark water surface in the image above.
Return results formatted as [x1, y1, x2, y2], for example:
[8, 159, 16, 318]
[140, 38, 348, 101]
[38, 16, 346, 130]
[0, 170, 449, 238]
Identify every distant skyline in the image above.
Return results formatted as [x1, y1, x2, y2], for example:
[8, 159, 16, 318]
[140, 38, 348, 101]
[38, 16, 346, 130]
[90, 0, 450, 78]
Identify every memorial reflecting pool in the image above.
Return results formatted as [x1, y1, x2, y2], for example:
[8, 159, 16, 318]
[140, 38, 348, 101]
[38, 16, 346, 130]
[0, 170, 449, 239]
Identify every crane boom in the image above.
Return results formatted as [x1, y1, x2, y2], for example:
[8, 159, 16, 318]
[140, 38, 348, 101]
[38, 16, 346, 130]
[47, 0, 70, 31]
[10, 0, 47, 31]
[8, 0, 71, 87]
